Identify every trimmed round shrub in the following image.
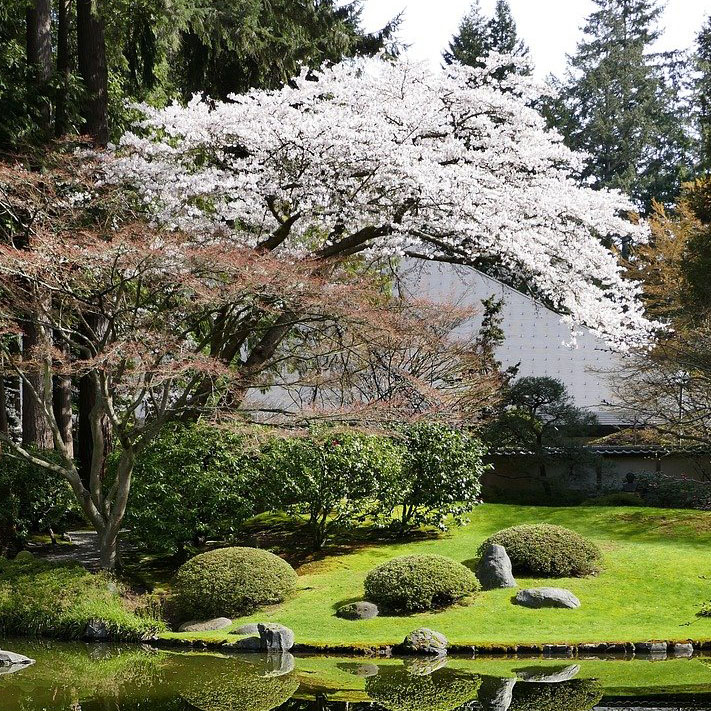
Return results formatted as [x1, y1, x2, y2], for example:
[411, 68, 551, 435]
[364, 554, 479, 613]
[366, 667, 481, 711]
[174, 547, 297, 619]
[478, 524, 602, 577]
[509, 679, 603, 711]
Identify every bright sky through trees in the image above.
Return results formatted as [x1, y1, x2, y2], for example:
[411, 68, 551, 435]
[361, 0, 709, 78]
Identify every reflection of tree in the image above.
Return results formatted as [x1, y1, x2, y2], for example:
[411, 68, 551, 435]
[366, 665, 481, 711]
[181, 655, 299, 711]
[1, 643, 169, 711]
[508, 679, 603, 711]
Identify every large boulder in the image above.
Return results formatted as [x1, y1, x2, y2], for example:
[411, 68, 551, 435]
[402, 628, 448, 656]
[337, 601, 379, 620]
[476, 544, 517, 590]
[258, 623, 294, 651]
[229, 622, 295, 652]
[514, 588, 580, 609]
[178, 617, 232, 633]
[233, 623, 260, 635]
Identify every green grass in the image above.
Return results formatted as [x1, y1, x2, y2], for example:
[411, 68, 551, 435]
[0, 553, 165, 640]
[161, 504, 711, 647]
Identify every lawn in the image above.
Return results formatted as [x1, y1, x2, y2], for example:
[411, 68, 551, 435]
[161, 504, 711, 647]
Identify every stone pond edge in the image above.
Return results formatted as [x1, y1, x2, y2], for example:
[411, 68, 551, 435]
[148, 635, 711, 658]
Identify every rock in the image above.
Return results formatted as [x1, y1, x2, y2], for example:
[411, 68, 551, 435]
[515, 664, 580, 683]
[336, 601, 379, 620]
[543, 644, 575, 658]
[0, 650, 35, 667]
[402, 628, 448, 656]
[478, 676, 516, 711]
[634, 641, 667, 657]
[178, 617, 232, 633]
[514, 588, 580, 609]
[404, 656, 449, 676]
[476, 544, 517, 590]
[672, 642, 694, 657]
[258, 623, 294, 651]
[232, 623, 260, 635]
[84, 619, 110, 640]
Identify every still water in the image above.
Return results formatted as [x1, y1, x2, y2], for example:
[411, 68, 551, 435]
[3, 641, 711, 711]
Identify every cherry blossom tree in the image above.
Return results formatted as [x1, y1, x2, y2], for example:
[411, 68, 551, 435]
[106, 54, 658, 350]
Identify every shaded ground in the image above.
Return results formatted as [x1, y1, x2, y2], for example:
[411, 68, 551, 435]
[27, 530, 133, 572]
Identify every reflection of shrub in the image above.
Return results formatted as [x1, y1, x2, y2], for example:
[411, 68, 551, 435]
[0, 555, 164, 640]
[364, 554, 479, 612]
[582, 492, 644, 507]
[509, 679, 603, 711]
[181, 656, 299, 711]
[174, 547, 297, 619]
[366, 666, 480, 711]
[479, 524, 602, 577]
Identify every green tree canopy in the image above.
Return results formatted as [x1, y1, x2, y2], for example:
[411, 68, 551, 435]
[544, 0, 694, 210]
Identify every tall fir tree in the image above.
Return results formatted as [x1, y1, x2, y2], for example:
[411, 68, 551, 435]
[697, 14, 711, 174]
[544, 0, 693, 210]
[443, 0, 530, 76]
[443, 0, 489, 68]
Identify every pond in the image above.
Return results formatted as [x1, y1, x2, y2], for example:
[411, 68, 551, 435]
[3, 641, 711, 711]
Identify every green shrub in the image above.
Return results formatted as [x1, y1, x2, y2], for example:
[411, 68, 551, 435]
[636, 472, 711, 510]
[173, 547, 297, 619]
[366, 666, 481, 711]
[582, 492, 645, 507]
[123, 423, 262, 556]
[479, 524, 602, 577]
[0, 555, 165, 640]
[379, 422, 487, 534]
[260, 428, 402, 549]
[364, 554, 479, 612]
[0, 452, 78, 554]
[509, 679, 603, 711]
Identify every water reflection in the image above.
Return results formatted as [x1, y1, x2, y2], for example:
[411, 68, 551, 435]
[1, 642, 710, 711]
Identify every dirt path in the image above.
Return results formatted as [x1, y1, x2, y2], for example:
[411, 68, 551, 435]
[28, 531, 104, 571]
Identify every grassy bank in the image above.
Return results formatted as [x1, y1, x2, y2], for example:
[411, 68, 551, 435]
[161, 504, 711, 647]
[0, 553, 165, 640]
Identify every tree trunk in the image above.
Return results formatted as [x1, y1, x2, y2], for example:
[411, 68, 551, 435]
[55, 0, 71, 137]
[0, 374, 9, 437]
[26, 0, 53, 133]
[76, 0, 109, 145]
[78, 373, 111, 486]
[21, 320, 53, 450]
[53, 372, 74, 458]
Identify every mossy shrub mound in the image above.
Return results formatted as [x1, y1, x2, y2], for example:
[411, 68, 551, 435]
[174, 547, 297, 619]
[364, 554, 479, 613]
[366, 666, 481, 711]
[509, 679, 604, 711]
[478, 524, 602, 577]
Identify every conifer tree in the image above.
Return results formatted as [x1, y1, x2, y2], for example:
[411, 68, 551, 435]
[443, 0, 530, 76]
[697, 15, 711, 174]
[545, 0, 693, 209]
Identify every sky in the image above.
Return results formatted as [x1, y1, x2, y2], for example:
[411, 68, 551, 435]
[360, 0, 710, 79]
